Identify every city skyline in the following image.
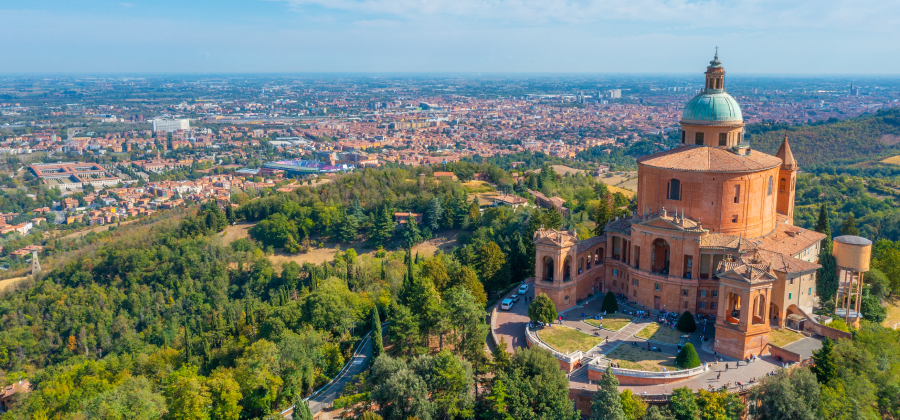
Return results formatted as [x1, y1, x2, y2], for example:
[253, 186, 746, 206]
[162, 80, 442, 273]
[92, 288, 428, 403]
[2, 0, 900, 74]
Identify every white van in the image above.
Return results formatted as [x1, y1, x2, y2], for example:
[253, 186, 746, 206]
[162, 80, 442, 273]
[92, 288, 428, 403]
[501, 298, 514, 311]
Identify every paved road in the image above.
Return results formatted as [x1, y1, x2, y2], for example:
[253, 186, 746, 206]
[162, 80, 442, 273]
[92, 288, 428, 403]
[284, 329, 378, 418]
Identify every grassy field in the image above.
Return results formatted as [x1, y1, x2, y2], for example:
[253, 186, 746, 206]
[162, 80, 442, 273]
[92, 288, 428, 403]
[880, 155, 900, 165]
[768, 328, 804, 347]
[220, 222, 461, 268]
[606, 345, 677, 372]
[0, 276, 29, 293]
[584, 314, 634, 331]
[536, 326, 604, 354]
[883, 297, 900, 329]
[551, 165, 585, 176]
[462, 180, 496, 193]
[597, 171, 638, 194]
[635, 323, 684, 344]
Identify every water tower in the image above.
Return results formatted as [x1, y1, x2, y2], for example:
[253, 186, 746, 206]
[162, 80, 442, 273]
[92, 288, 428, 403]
[832, 235, 872, 328]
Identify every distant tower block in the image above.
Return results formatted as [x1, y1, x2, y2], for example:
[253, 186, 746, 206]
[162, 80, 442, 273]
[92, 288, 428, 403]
[31, 250, 41, 275]
[833, 235, 872, 328]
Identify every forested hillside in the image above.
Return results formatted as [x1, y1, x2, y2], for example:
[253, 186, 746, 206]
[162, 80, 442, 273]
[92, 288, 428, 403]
[748, 108, 900, 172]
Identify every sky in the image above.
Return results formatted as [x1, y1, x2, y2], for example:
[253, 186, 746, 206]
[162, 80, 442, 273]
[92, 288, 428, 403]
[1, 0, 899, 74]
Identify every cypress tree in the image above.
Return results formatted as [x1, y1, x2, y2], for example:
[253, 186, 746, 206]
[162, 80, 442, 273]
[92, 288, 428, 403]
[815, 204, 839, 303]
[371, 307, 383, 358]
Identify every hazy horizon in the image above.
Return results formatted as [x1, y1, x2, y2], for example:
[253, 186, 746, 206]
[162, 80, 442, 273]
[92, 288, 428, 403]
[2, 0, 899, 74]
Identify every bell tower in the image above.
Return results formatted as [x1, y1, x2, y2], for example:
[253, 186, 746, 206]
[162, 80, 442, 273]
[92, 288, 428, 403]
[775, 134, 798, 221]
[533, 228, 579, 311]
[704, 48, 726, 91]
[714, 259, 775, 360]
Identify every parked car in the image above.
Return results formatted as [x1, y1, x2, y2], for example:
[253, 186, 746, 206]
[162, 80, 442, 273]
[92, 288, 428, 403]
[501, 298, 514, 310]
[518, 284, 529, 294]
[511, 293, 520, 302]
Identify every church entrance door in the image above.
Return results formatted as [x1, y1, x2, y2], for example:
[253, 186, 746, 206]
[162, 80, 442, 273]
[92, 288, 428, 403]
[654, 296, 661, 310]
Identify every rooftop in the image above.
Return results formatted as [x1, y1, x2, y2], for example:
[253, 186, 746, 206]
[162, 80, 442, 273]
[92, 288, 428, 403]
[637, 145, 783, 173]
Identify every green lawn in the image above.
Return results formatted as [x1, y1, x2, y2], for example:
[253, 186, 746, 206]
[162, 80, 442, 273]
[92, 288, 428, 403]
[768, 328, 804, 347]
[635, 323, 684, 344]
[536, 326, 604, 354]
[584, 313, 634, 331]
[606, 345, 678, 372]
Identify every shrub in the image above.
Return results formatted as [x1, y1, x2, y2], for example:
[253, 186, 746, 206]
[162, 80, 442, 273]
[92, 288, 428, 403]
[675, 311, 697, 333]
[601, 291, 618, 313]
[675, 343, 701, 369]
[529, 293, 558, 325]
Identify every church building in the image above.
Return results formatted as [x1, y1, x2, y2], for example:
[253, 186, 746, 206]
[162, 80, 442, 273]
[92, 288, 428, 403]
[533, 54, 826, 359]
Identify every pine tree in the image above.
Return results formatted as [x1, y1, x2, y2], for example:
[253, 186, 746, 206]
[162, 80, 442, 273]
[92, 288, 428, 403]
[812, 338, 837, 384]
[425, 197, 443, 232]
[593, 193, 612, 236]
[369, 206, 396, 247]
[337, 211, 359, 243]
[485, 380, 514, 420]
[293, 398, 313, 420]
[840, 213, 860, 236]
[348, 197, 367, 222]
[371, 307, 384, 358]
[591, 368, 625, 420]
[468, 201, 482, 227]
[492, 336, 511, 374]
[401, 215, 423, 248]
[675, 343, 701, 369]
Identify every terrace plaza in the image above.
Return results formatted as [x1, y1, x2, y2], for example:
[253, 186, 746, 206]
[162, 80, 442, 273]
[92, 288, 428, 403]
[491, 56, 851, 409]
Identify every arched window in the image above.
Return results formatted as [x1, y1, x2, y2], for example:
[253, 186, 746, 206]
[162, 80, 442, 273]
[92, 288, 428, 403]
[578, 257, 584, 274]
[779, 178, 787, 192]
[667, 179, 681, 201]
[767, 176, 773, 196]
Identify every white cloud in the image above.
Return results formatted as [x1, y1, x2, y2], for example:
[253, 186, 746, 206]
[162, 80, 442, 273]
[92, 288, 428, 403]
[272, 0, 900, 30]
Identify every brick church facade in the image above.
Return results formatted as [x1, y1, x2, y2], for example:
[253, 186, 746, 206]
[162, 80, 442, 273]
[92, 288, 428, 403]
[533, 55, 826, 359]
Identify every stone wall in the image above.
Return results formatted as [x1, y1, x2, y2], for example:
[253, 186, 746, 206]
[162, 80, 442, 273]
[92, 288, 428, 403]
[803, 322, 852, 341]
[767, 344, 802, 363]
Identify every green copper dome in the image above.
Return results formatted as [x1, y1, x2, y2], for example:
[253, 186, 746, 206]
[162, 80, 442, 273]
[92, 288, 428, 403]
[681, 91, 743, 123]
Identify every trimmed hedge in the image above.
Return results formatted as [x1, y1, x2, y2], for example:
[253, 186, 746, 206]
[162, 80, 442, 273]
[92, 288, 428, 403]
[601, 291, 618, 313]
[676, 311, 697, 333]
[675, 343, 702, 369]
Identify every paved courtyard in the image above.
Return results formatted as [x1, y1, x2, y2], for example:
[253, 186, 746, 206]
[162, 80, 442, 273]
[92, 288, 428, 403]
[494, 287, 822, 394]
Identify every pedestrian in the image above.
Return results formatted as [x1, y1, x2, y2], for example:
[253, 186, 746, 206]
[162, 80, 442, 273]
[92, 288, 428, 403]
[725, 363, 729, 370]
[717, 372, 721, 380]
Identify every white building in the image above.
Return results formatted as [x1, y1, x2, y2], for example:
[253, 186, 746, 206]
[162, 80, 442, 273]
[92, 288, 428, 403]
[152, 119, 190, 132]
